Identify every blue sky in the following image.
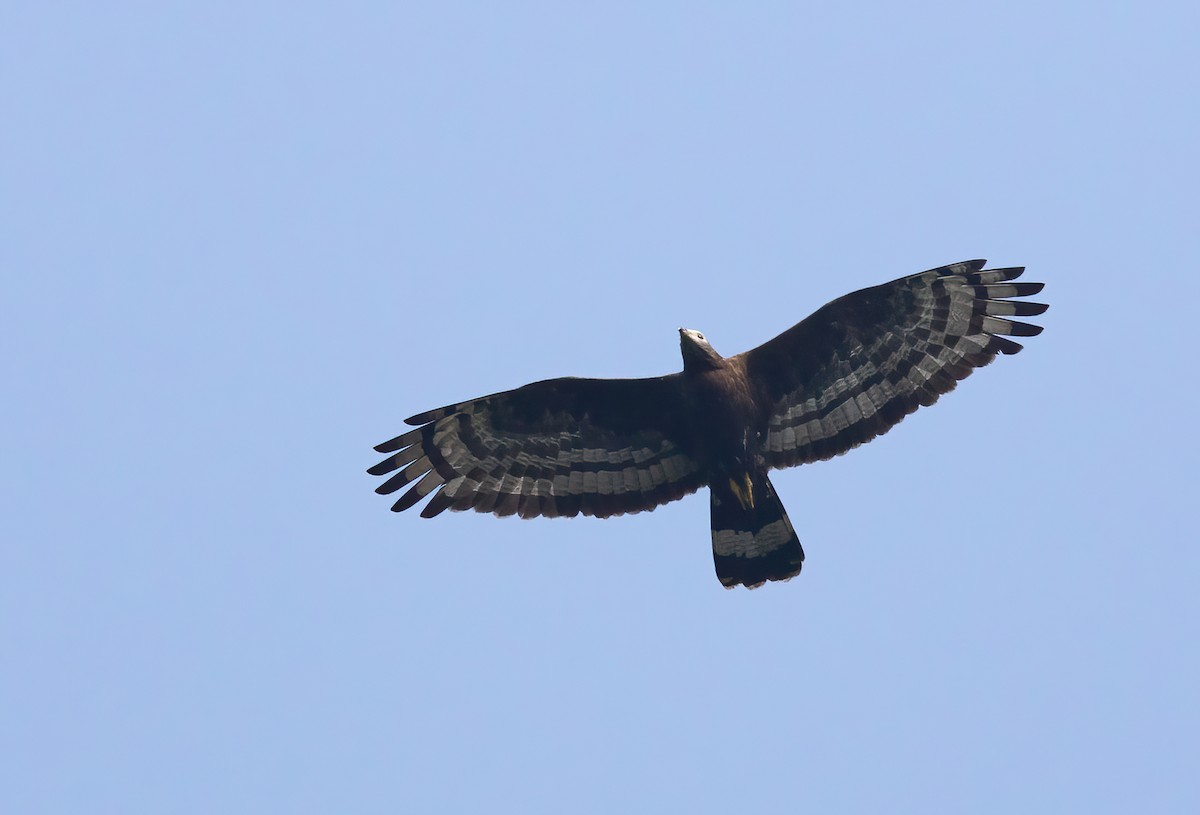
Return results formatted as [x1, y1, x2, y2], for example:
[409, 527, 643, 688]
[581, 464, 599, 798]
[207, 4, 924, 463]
[4, 2, 1198, 812]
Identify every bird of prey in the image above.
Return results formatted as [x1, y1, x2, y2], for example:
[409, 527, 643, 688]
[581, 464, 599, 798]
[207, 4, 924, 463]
[369, 260, 1046, 589]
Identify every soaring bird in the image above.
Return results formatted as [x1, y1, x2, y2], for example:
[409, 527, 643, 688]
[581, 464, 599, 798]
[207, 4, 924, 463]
[369, 260, 1047, 589]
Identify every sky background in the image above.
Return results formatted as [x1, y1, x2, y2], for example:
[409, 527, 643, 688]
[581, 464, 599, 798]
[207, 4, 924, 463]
[4, 2, 1198, 813]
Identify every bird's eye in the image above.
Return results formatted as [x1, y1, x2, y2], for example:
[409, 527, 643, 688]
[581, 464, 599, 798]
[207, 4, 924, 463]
[697, 333, 705, 341]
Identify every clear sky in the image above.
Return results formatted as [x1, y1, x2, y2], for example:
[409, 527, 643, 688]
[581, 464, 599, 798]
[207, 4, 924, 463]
[4, 2, 1198, 813]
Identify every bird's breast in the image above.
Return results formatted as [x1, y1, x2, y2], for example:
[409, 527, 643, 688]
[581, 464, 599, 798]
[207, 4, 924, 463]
[684, 364, 764, 471]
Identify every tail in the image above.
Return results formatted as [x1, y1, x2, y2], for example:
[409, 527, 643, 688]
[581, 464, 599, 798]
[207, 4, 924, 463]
[710, 472, 804, 589]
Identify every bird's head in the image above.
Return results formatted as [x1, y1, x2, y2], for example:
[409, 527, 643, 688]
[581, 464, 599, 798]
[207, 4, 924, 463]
[679, 327, 723, 370]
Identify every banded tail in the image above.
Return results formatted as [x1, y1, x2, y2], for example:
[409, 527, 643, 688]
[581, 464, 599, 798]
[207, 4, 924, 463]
[710, 472, 804, 589]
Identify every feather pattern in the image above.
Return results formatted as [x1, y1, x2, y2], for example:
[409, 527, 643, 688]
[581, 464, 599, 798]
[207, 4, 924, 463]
[370, 376, 706, 519]
[739, 261, 1047, 468]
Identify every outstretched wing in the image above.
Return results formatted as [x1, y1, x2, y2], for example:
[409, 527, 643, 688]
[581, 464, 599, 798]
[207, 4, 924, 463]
[369, 376, 705, 519]
[741, 260, 1048, 469]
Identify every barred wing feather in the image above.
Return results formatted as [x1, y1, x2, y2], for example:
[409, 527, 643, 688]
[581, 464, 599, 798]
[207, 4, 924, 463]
[369, 376, 704, 519]
[741, 260, 1048, 469]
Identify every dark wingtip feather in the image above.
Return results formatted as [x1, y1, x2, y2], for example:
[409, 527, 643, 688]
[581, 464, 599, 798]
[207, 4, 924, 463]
[390, 478, 434, 512]
[992, 336, 1025, 355]
[1007, 301, 1050, 316]
[420, 490, 454, 518]
[374, 460, 431, 495]
[991, 266, 1026, 279]
[375, 473, 407, 496]
[1007, 321, 1044, 337]
[404, 410, 437, 426]
[375, 426, 423, 453]
[405, 403, 458, 426]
